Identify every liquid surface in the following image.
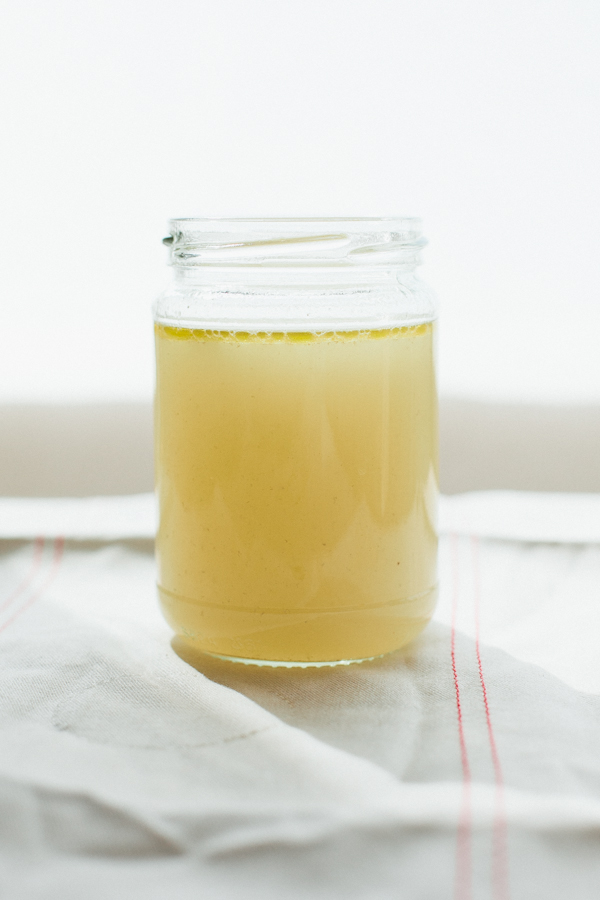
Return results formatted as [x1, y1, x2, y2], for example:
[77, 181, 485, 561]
[155, 324, 438, 664]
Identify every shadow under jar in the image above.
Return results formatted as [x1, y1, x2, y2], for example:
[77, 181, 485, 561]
[154, 218, 438, 667]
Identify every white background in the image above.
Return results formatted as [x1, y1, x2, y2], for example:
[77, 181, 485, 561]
[1, 0, 599, 404]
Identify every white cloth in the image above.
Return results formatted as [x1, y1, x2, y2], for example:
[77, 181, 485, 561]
[1, 492, 600, 899]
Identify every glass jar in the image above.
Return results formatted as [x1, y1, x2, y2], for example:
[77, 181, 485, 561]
[154, 218, 438, 667]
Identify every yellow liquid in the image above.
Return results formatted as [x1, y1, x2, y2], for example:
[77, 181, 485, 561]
[155, 323, 438, 665]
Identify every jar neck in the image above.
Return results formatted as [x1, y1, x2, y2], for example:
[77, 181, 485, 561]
[171, 263, 420, 289]
[156, 218, 436, 331]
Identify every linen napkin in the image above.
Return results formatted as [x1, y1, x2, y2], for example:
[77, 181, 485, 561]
[1, 492, 600, 899]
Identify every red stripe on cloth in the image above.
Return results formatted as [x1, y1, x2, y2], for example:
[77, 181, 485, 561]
[451, 533, 472, 900]
[0, 537, 45, 615]
[0, 537, 64, 635]
[471, 536, 510, 900]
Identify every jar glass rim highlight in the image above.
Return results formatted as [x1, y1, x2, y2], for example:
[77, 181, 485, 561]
[164, 217, 426, 268]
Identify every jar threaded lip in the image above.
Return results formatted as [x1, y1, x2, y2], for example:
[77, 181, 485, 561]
[164, 218, 426, 267]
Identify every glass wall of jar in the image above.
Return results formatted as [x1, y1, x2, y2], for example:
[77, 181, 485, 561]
[154, 218, 438, 666]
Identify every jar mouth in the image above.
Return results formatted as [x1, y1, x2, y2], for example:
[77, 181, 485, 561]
[164, 217, 425, 267]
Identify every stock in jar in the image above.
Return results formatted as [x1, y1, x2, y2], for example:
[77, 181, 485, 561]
[154, 219, 438, 666]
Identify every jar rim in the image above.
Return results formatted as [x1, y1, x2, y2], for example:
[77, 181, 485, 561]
[164, 218, 426, 266]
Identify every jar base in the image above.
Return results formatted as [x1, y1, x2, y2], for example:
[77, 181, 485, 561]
[160, 584, 437, 667]
[192, 649, 389, 669]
